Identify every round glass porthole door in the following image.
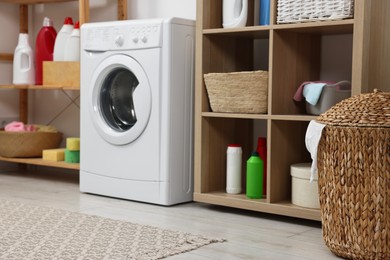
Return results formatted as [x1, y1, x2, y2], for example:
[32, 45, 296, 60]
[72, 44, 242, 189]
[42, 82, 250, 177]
[100, 68, 138, 132]
[89, 55, 151, 145]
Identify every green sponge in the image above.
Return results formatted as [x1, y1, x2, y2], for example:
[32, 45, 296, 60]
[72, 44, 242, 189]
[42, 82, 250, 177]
[65, 149, 80, 163]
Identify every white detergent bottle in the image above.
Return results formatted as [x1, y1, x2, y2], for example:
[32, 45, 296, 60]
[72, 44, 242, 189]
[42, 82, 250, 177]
[64, 21, 80, 61]
[13, 33, 35, 85]
[53, 17, 74, 61]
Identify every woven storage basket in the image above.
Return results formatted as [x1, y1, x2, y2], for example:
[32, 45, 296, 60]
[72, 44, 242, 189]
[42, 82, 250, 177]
[316, 90, 389, 259]
[204, 70, 268, 114]
[277, 0, 354, 24]
[0, 131, 63, 158]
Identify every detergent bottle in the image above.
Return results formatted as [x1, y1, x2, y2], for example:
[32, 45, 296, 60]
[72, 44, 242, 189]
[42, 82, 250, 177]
[226, 144, 242, 194]
[64, 21, 80, 61]
[53, 17, 74, 61]
[13, 33, 35, 85]
[35, 17, 57, 85]
[256, 137, 267, 198]
[246, 152, 263, 199]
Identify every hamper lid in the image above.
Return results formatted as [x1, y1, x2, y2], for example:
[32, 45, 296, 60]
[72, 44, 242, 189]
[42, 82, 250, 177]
[316, 89, 390, 128]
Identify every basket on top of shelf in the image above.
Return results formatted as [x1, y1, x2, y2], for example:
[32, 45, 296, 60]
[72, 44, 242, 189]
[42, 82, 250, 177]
[316, 89, 389, 259]
[0, 131, 63, 158]
[277, 0, 354, 24]
[204, 70, 268, 114]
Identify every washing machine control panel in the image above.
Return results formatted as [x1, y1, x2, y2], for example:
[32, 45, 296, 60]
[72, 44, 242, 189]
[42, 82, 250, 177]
[83, 21, 162, 51]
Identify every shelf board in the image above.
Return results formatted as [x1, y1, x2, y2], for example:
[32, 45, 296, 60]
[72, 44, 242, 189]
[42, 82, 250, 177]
[201, 112, 317, 121]
[204, 26, 270, 39]
[273, 19, 354, 34]
[203, 19, 354, 37]
[0, 53, 13, 61]
[0, 0, 77, 4]
[0, 84, 79, 90]
[0, 156, 79, 170]
[194, 191, 321, 221]
[202, 112, 269, 120]
[270, 114, 318, 121]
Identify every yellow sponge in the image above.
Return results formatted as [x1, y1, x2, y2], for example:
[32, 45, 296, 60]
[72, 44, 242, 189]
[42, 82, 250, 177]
[66, 137, 80, 151]
[42, 148, 65, 161]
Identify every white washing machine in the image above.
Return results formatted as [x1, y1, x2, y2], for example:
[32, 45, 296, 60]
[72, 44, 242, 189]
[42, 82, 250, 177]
[80, 18, 195, 205]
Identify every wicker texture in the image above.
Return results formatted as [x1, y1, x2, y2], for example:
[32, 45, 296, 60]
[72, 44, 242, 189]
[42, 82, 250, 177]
[316, 91, 389, 259]
[0, 131, 63, 158]
[277, 0, 354, 24]
[317, 90, 390, 127]
[204, 70, 268, 114]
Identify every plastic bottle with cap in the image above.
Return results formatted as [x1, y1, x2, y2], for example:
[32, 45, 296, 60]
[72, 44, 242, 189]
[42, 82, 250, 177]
[259, 0, 270, 25]
[226, 144, 242, 194]
[13, 33, 35, 85]
[246, 151, 263, 199]
[256, 137, 267, 198]
[35, 17, 57, 85]
[53, 17, 74, 61]
[64, 21, 80, 61]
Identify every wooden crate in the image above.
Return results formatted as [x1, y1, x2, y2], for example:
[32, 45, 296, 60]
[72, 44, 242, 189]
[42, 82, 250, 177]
[43, 61, 80, 88]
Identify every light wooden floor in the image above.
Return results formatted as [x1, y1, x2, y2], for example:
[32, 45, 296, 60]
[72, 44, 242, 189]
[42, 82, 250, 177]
[0, 166, 341, 260]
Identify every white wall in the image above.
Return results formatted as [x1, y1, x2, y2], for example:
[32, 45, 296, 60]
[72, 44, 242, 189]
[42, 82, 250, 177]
[0, 4, 21, 120]
[128, 0, 196, 20]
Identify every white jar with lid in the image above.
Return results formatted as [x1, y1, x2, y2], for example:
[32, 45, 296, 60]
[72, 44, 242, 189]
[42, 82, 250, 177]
[226, 144, 242, 194]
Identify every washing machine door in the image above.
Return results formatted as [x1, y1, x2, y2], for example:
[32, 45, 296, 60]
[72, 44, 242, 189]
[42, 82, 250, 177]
[89, 54, 151, 145]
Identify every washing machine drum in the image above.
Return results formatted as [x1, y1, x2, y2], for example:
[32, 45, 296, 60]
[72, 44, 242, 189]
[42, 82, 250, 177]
[89, 55, 152, 145]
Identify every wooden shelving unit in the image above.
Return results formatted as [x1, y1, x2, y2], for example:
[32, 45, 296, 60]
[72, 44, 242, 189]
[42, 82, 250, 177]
[0, 0, 127, 170]
[0, 156, 79, 170]
[194, 0, 390, 221]
[0, 84, 79, 90]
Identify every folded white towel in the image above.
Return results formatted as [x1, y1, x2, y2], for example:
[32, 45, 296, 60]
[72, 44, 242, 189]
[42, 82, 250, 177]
[305, 120, 326, 182]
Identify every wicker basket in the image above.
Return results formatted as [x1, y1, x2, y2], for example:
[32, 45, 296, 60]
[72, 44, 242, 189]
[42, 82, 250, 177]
[0, 131, 63, 158]
[277, 0, 354, 24]
[316, 90, 389, 259]
[204, 70, 268, 114]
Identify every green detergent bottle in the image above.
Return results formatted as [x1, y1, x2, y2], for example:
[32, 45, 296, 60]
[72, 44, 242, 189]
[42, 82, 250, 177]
[246, 152, 263, 199]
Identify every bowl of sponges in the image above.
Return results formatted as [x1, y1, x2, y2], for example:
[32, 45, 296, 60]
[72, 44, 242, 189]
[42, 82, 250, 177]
[0, 122, 62, 158]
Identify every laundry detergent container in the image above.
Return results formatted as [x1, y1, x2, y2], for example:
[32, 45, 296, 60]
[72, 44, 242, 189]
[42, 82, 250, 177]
[316, 90, 389, 259]
[290, 163, 319, 209]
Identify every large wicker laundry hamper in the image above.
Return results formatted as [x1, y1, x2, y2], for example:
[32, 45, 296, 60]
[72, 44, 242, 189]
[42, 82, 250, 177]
[316, 90, 389, 260]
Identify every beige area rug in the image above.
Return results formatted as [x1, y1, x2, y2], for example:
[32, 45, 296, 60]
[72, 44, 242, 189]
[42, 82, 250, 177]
[0, 199, 224, 259]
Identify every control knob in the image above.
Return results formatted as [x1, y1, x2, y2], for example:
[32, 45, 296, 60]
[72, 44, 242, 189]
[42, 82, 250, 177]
[115, 34, 124, 47]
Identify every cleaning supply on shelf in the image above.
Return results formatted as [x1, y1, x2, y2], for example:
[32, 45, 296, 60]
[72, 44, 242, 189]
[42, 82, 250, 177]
[13, 33, 35, 85]
[259, 0, 270, 25]
[64, 21, 80, 61]
[35, 17, 57, 85]
[43, 148, 65, 161]
[53, 17, 74, 61]
[65, 137, 80, 163]
[66, 137, 80, 151]
[256, 137, 267, 198]
[226, 144, 242, 194]
[65, 149, 80, 163]
[290, 162, 320, 209]
[246, 152, 263, 199]
[222, 0, 248, 28]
